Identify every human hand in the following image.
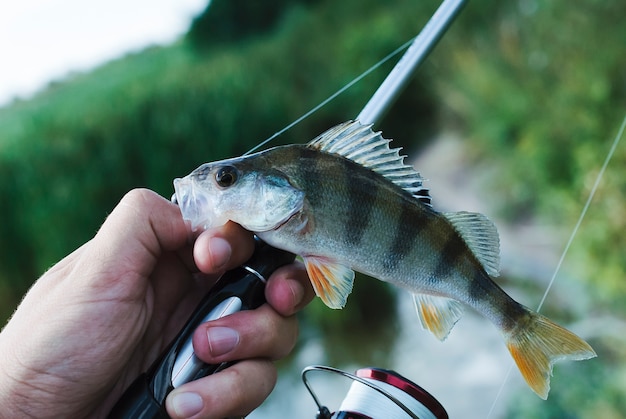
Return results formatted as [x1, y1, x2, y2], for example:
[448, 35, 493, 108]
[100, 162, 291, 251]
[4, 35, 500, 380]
[0, 189, 313, 418]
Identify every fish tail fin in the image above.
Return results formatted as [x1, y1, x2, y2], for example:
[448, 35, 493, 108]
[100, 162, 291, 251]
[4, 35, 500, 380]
[506, 311, 596, 399]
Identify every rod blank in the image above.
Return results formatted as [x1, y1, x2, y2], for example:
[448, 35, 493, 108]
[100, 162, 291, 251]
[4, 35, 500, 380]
[357, 0, 467, 126]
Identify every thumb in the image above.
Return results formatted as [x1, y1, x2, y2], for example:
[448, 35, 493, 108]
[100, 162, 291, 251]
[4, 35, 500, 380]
[78, 189, 192, 290]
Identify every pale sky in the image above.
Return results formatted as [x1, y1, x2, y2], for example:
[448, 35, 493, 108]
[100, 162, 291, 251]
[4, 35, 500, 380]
[0, 0, 208, 107]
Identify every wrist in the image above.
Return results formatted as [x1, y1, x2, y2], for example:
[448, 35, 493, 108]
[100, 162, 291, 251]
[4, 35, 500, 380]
[0, 368, 34, 417]
[0, 347, 77, 418]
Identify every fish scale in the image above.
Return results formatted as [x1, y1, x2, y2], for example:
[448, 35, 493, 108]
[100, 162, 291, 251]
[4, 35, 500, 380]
[173, 120, 596, 400]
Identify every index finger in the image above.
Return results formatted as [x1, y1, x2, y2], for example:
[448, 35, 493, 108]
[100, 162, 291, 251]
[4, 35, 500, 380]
[265, 262, 315, 317]
[193, 222, 255, 274]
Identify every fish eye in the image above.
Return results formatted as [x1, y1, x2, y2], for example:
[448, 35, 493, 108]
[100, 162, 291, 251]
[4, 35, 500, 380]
[215, 165, 239, 188]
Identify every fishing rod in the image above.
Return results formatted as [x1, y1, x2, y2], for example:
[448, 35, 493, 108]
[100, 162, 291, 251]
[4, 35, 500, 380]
[357, 0, 465, 126]
[108, 0, 467, 417]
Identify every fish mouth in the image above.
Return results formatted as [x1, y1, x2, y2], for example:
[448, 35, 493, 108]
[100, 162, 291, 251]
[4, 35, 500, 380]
[173, 177, 218, 231]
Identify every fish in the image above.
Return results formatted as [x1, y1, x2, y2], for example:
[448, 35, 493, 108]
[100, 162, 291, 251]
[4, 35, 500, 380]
[173, 120, 596, 399]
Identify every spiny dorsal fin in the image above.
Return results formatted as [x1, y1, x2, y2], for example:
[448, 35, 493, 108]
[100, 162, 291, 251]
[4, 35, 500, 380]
[307, 120, 431, 206]
[444, 211, 501, 277]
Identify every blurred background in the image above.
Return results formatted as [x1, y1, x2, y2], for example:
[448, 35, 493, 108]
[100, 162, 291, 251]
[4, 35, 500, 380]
[1, 0, 624, 417]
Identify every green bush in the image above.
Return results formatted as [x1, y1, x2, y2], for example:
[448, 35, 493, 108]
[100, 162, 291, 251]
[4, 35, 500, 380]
[0, 0, 437, 323]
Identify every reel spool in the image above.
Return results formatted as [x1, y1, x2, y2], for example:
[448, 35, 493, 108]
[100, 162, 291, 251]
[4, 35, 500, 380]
[302, 366, 448, 419]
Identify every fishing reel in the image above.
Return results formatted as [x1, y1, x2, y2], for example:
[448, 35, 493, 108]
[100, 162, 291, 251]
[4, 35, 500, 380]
[302, 365, 448, 419]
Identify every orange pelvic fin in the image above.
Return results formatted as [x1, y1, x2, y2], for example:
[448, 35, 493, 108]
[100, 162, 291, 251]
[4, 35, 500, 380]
[506, 311, 597, 399]
[303, 256, 355, 309]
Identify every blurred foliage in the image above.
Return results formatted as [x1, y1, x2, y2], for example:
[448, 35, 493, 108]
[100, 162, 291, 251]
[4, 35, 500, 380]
[188, 0, 321, 48]
[0, 0, 437, 317]
[429, 0, 626, 416]
[434, 0, 626, 316]
[0, 0, 625, 416]
[302, 273, 400, 366]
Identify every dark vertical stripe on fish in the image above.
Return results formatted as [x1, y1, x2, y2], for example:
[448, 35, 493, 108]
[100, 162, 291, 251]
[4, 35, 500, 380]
[344, 158, 376, 246]
[297, 147, 324, 204]
[468, 269, 489, 305]
[383, 198, 418, 271]
[432, 229, 468, 282]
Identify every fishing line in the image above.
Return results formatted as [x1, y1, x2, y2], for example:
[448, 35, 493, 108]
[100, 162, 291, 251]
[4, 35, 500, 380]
[486, 112, 626, 418]
[536, 113, 626, 312]
[243, 37, 417, 156]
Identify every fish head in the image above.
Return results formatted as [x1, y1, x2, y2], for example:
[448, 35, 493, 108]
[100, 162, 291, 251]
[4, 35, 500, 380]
[173, 155, 304, 233]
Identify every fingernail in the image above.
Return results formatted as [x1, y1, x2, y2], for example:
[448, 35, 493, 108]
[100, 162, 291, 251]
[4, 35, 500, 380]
[209, 237, 231, 270]
[171, 392, 203, 418]
[207, 326, 240, 356]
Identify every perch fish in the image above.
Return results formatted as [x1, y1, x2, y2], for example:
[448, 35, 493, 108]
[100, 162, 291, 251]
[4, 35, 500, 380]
[173, 120, 596, 399]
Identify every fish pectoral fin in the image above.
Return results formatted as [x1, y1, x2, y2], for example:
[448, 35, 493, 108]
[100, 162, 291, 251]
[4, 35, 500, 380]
[303, 256, 355, 309]
[413, 293, 464, 341]
[444, 211, 501, 277]
[505, 310, 596, 399]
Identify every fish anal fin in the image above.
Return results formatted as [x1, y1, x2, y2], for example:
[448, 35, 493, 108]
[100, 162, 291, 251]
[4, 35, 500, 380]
[444, 211, 501, 277]
[303, 256, 355, 309]
[506, 311, 597, 399]
[413, 293, 464, 341]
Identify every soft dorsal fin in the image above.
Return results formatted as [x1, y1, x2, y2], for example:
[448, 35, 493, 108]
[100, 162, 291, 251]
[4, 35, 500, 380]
[444, 211, 501, 277]
[307, 120, 431, 206]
